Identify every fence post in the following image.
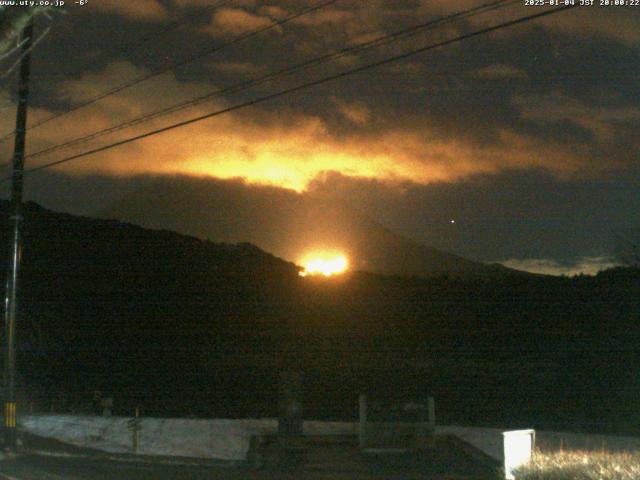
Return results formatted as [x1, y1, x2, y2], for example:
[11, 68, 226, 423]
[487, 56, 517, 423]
[359, 394, 367, 448]
[426, 396, 436, 447]
[427, 397, 436, 430]
[133, 407, 139, 454]
[127, 407, 141, 454]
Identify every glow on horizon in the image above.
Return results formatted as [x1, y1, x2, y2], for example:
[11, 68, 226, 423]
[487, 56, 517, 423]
[299, 252, 349, 277]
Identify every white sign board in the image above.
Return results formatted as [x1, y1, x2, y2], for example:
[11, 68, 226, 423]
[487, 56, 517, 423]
[503, 429, 535, 479]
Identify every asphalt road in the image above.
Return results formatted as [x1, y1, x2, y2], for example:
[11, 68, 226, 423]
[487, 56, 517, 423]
[0, 433, 500, 479]
[0, 448, 499, 480]
[1, 454, 252, 480]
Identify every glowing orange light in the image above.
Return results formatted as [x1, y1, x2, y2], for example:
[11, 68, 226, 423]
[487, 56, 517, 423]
[299, 252, 349, 277]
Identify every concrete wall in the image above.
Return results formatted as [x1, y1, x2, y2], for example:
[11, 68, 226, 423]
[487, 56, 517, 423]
[436, 425, 505, 460]
[18, 415, 356, 460]
[17, 415, 640, 462]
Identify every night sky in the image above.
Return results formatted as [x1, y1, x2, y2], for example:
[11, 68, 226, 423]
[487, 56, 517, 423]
[1, 0, 638, 275]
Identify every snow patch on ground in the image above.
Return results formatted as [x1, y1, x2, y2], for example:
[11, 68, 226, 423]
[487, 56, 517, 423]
[18, 415, 356, 460]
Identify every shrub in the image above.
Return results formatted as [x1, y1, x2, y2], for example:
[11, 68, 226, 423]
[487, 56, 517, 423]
[514, 450, 640, 480]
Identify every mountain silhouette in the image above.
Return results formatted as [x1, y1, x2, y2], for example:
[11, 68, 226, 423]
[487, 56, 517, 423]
[98, 176, 517, 278]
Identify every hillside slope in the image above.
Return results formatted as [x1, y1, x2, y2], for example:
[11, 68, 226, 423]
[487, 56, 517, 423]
[98, 177, 514, 278]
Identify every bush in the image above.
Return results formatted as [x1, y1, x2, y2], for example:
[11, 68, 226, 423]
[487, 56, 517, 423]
[515, 450, 640, 480]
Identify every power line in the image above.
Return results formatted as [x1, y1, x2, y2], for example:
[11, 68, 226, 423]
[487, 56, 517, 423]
[25, 0, 518, 162]
[0, 0, 339, 145]
[14, 4, 576, 179]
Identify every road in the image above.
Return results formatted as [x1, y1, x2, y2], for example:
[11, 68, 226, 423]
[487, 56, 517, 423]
[1, 454, 251, 480]
[0, 447, 499, 480]
[0, 432, 499, 479]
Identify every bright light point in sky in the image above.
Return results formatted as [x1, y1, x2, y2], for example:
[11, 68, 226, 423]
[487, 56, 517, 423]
[299, 252, 349, 277]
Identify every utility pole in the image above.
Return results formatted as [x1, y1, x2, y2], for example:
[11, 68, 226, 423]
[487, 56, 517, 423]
[3, 20, 34, 453]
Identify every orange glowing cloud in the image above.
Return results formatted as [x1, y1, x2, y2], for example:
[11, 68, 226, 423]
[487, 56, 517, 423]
[92, 0, 169, 22]
[333, 98, 372, 125]
[205, 8, 275, 36]
[0, 61, 625, 194]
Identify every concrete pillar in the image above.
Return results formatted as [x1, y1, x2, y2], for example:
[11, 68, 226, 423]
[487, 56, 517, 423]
[427, 396, 436, 430]
[278, 370, 303, 437]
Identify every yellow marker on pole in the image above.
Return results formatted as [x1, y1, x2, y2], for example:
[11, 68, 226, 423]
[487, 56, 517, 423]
[4, 402, 16, 428]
